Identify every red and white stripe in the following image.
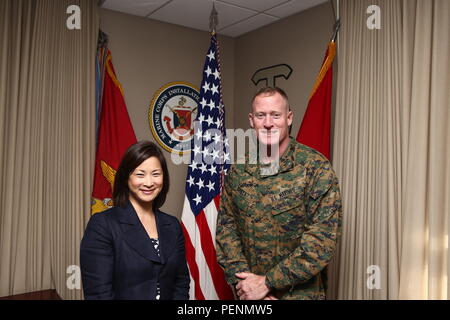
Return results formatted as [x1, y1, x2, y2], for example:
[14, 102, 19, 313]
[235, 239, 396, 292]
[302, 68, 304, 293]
[181, 195, 234, 300]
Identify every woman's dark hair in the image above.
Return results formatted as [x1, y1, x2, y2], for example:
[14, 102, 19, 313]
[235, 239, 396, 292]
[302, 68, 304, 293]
[113, 141, 170, 210]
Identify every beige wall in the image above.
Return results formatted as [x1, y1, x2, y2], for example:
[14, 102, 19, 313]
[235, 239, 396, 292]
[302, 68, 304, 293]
[99, 9, 235, 219]
[99, 2, 335, 219]
[233, 2, 336, 137]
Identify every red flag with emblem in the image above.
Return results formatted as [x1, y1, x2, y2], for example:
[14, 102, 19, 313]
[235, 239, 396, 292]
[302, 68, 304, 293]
[91, 50, 137, 214]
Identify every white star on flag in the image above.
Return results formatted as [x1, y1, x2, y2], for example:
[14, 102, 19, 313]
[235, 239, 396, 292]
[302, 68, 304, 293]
[206, 181, 215, 192]
[206, 115, 214, 126]
[193, 194, 202, 205]
[195, 128, 203, 140]
[208, 165, 217, 175]
[200, 98, 208, 109]
[196, 178, 204, 190]
[213, 133, 222, 144]
[188, 160, 198, 171]
[187, 176, 195, 187]
[199, 163, 208, 174]
[211, 84, 219, 95]
[207, 50, 215, 61]
[205, 66, 212, 78]
[193, 144, 201, 156]
[211, 149, 220, 160]
[202, 82, 210, 93]
[204, 131, 212, 142]
[213, 69, 220, 80]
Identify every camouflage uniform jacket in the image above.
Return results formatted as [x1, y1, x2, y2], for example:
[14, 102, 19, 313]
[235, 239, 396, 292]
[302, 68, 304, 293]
[216, 138, 342, 300]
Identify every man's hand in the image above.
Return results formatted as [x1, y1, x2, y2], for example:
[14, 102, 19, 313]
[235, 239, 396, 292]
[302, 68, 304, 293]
[235, 272, 270, 300]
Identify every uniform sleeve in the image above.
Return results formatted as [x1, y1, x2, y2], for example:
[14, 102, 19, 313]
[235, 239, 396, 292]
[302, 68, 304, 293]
[265, 162, 342, 290]
[216, 168, 251, 285]
[80, 213, 114, 300]
[173, 221, 190, 300]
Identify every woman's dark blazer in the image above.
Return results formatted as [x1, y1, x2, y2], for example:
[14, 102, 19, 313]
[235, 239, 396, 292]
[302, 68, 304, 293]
[80, 201, 190, 300]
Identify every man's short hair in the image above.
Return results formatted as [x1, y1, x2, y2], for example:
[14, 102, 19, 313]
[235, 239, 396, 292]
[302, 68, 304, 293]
[251, 87, 290, 110]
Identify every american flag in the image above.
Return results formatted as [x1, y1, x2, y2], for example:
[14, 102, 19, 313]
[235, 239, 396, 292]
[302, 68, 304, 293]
[181, 34, 234, 300]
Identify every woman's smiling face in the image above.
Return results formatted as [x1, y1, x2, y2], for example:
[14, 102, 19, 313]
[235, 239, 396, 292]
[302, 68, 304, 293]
[128, 156, 163, 206]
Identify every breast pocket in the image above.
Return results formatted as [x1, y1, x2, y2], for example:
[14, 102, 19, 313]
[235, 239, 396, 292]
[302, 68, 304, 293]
[271, 196, 307, 243]
[235, 185, 258, 217]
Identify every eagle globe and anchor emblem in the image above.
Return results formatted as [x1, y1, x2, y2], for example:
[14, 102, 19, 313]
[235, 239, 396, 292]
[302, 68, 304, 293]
[149, 82, 200, 154]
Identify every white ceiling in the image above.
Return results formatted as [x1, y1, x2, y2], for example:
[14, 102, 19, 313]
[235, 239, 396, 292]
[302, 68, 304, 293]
[100, 0, 329, 37]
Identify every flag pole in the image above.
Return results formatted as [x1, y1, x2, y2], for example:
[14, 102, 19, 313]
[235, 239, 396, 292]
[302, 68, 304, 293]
[209, 1, 218, 35]
[336, 0, 340, 54]
[330, 19, 340, 43]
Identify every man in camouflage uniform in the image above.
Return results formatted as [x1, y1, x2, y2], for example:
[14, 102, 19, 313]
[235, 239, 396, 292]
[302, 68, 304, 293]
[216, 87, 342, 300]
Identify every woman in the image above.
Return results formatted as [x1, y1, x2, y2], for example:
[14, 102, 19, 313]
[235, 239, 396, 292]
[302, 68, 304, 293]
[80, 141, 189, 299]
